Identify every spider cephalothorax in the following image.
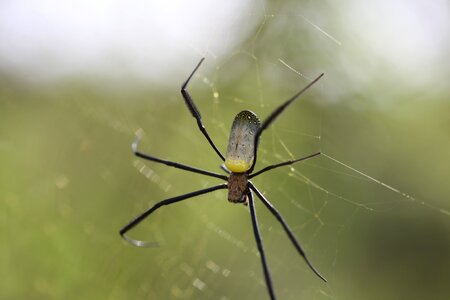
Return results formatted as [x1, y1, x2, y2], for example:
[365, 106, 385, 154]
[120, 58, 325, 300]
[227, 172, 249, 203]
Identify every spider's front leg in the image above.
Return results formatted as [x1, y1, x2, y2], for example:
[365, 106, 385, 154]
[248, 190, 276, 300]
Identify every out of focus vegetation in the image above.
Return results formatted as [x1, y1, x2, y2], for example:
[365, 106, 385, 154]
[1, 1, 449, 300]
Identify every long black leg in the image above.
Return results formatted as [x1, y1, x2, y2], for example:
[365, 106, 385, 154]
[181, 58, 225, 161]
[120, 183, 227, 247]
[220, 163, 231, 174]
[248, 190, 276, 300]
[249, 73, 324, 173]
[249, 183, 327, 282]
[250, 152, 321, 179]
[132, 134, 227, 181]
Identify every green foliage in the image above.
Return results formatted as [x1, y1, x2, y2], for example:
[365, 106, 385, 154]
[1, 1, 449, 299]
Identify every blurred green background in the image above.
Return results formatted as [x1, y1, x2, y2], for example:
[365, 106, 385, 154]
[1, 1, 449, 299]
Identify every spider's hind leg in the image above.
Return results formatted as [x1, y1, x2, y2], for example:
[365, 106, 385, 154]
[180, 58, 225, 161]
[220, 163, 231, 174]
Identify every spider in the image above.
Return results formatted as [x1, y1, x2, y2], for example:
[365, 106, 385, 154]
[120, 58, 326, 300]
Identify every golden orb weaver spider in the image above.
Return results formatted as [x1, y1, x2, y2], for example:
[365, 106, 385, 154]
[120, 58, 326, 300]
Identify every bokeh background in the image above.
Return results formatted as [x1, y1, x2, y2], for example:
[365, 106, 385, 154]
[1, 0, 449, 299]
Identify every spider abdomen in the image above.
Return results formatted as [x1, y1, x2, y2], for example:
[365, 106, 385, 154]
[225, 110, 261, 173]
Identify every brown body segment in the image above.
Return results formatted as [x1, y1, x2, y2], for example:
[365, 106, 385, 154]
[227, 172, 249, 203]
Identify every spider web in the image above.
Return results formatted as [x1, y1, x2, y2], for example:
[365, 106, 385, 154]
[105, 2, 449, 300]
[1, 1, 449, 300]
[119, 3, 450, 300]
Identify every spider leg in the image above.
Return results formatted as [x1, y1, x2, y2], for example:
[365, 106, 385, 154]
[220, 163, 231, 174]
[120, 183, 227, 247]
[249, 73, 324, 173]
[250, 152, 321, 178]
[248, 190, 276, 300]
[249, 182, 327, 282]
[181, 58, 225, 161]
[132, 133, 227, 180]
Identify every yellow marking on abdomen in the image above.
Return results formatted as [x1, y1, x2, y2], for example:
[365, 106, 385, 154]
[225, 158, 251, 173]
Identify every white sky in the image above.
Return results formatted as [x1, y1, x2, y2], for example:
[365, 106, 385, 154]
[341, 0, 449, 83]
[0, 0, 261, 83]
[0, 0, 448, 87]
